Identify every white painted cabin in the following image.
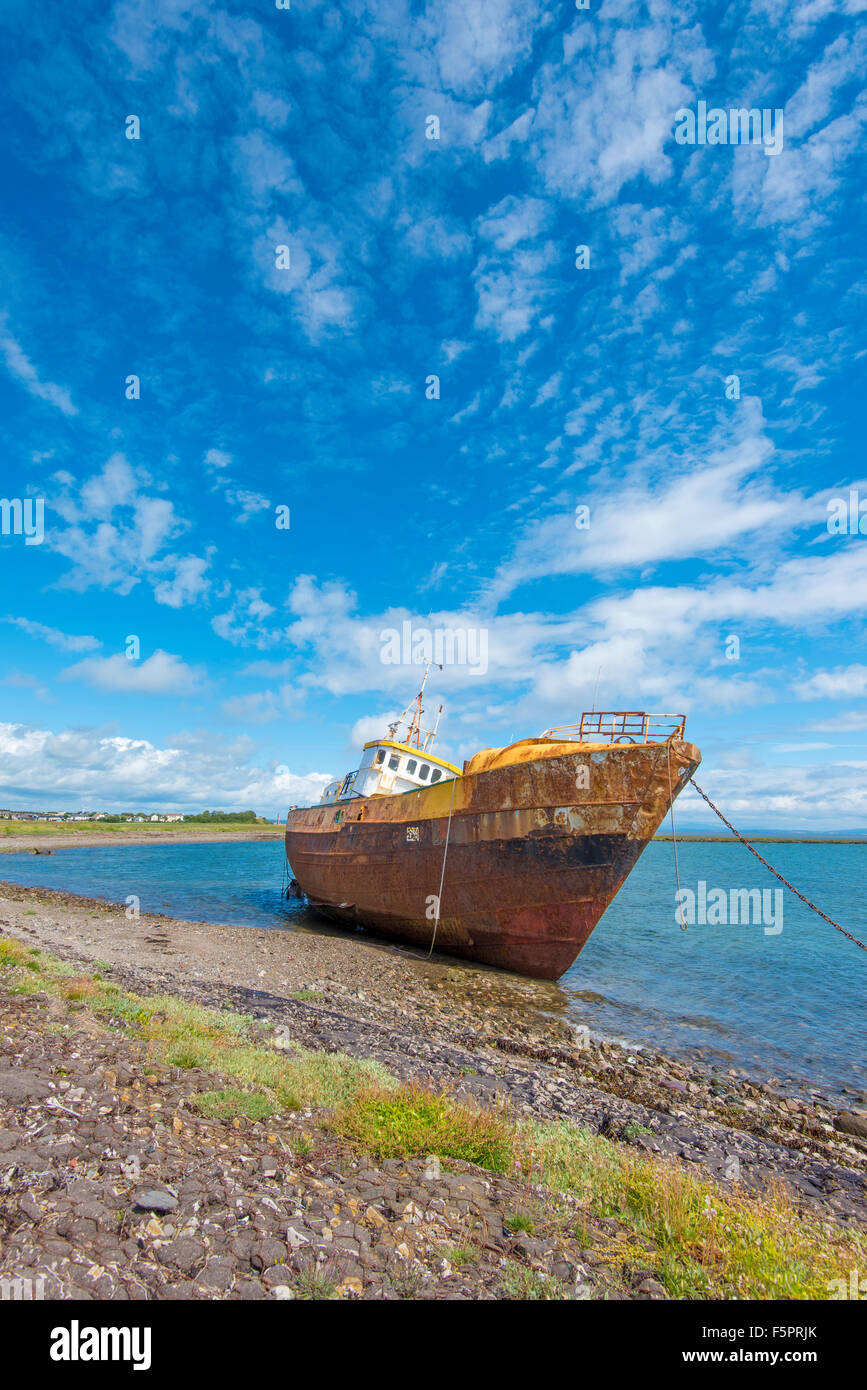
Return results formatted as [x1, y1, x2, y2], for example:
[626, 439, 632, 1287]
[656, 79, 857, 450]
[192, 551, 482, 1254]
[319, 739, 460, 805]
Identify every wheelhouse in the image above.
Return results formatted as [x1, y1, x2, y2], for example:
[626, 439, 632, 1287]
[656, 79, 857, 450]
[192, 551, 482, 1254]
[318, 664, 460, 806]
[319, 739, 460, 805]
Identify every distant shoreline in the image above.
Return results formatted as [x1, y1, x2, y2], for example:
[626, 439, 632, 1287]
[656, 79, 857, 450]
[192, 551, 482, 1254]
[0, 824, 284, 853]
[655, 834, 867, 844]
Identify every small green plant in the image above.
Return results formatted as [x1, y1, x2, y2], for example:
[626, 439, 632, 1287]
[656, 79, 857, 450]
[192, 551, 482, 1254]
[442, 1243, 479, 1267]
[295, 1263, 338, 1300]
[167, 1045, 207, 1070]
[330, 1081, 515, 1172]
[389, 1268, 425, 1299]
[290, 990, 323, 1002]
[501, 1266, 569, 1300]
[506, 1211, 536, 1234]
[191, 1089, 275, 1122]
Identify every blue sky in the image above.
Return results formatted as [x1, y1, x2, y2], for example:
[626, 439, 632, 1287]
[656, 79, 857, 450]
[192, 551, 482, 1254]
[1, 0, 866, 827]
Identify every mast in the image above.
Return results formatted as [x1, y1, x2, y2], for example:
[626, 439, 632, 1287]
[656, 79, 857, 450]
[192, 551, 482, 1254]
[387, 662, 443, 750]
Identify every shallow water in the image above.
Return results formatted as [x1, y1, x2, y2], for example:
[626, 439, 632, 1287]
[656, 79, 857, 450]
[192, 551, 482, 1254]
[1, 838, 864, 1098]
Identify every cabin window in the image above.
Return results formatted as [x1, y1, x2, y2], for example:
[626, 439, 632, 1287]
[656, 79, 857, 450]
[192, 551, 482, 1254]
[418, 764, 430, 779]
[375, 749, 385, 765]
[388, 754, 400, 771]
[431, 768, 442, 783]
[406, 759, 417, 775]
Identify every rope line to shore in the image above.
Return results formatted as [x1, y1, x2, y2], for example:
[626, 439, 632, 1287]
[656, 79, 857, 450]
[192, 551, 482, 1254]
[668, 741, 688, 931]
[690, 779, 867, 955]
[429, 773, 458, 957]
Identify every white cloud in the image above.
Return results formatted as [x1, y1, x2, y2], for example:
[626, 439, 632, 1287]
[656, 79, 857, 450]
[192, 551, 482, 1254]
[211, 588, 278, 648]
[223, 487, 271, 523]
[60, 650, 205, 695]
[4, 617, 100, 653]
[0, 719, 330, 813]
[204, 448, 232, 471]
[486, 410, 814, 598]
[222, 686, 293, 724]
[527, 13, 714, 207]
[795, 665, 867, 699]
[49, 454, 211, 608]
[0, 319, 78, 416]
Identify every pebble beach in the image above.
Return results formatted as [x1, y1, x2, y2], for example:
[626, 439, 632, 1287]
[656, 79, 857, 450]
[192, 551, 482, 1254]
[1, 864, 865, 1301]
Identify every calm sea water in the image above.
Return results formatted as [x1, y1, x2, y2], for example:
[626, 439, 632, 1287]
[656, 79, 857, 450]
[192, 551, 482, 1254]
[1, 839, 864, 1099]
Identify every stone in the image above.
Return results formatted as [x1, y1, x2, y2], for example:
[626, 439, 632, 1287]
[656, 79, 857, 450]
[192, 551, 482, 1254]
[635, 1276, 667, 1299]
[133, 1189, 178, 1213]
[833, 1112, 867, 1140]
[0, 1067, 52, 1101]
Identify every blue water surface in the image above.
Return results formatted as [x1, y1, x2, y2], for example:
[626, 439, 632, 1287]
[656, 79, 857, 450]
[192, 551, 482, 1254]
[1, 838, 864, 1098]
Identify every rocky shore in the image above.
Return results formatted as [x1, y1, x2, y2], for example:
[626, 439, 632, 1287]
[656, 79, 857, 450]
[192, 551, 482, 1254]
[1, 878, 865, 1300]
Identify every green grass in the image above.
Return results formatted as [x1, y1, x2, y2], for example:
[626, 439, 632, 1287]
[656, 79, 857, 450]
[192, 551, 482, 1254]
[329, 1081, 516, 1172]
[519, 1120, 867, 1300]
[622, 1121, 654, 1139]
[505, 1210, 536, 1234]
[501, 1266, 571, 1300]
[295, 1264, 338, 1300]
[0, 819, 282, 840]
[191, 1088, 276, 1122]
[441, 1243, 480, 1267]
[1, 931, 865, 1301]
[0, 936, 391, 1114]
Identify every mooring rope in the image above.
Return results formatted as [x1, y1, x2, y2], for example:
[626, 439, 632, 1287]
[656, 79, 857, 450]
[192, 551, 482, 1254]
[429, 773, 458, 957]
[667, 740, 688, 931]
[690, 779, 867, 955]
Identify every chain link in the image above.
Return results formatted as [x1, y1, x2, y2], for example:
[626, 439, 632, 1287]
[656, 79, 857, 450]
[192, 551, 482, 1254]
[690, 780, 867, 954]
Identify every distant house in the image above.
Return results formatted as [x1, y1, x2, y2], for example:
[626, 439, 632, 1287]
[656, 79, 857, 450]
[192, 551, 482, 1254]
[164, 813, 184, 823]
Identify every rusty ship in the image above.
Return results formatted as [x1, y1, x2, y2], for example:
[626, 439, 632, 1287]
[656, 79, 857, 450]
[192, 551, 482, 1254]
[285, 671, 701, 980]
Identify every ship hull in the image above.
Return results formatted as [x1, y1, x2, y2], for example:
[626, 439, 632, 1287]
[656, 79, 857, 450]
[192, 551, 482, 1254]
[285, 737, 701, 980]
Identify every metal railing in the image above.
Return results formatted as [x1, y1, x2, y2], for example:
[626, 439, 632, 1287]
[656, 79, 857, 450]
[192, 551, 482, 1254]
[541, 711, 686, 744]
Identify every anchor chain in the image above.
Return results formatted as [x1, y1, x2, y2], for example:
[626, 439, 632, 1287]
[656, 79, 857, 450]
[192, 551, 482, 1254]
[690, 779, 867, 955]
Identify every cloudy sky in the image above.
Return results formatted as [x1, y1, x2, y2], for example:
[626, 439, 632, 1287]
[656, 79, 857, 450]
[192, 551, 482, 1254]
[1, 0, 866, 826]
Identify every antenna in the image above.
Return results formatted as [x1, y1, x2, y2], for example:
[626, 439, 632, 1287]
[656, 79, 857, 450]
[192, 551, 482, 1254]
[423, 703, 443, 752]
[387, 662, 444, 749]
